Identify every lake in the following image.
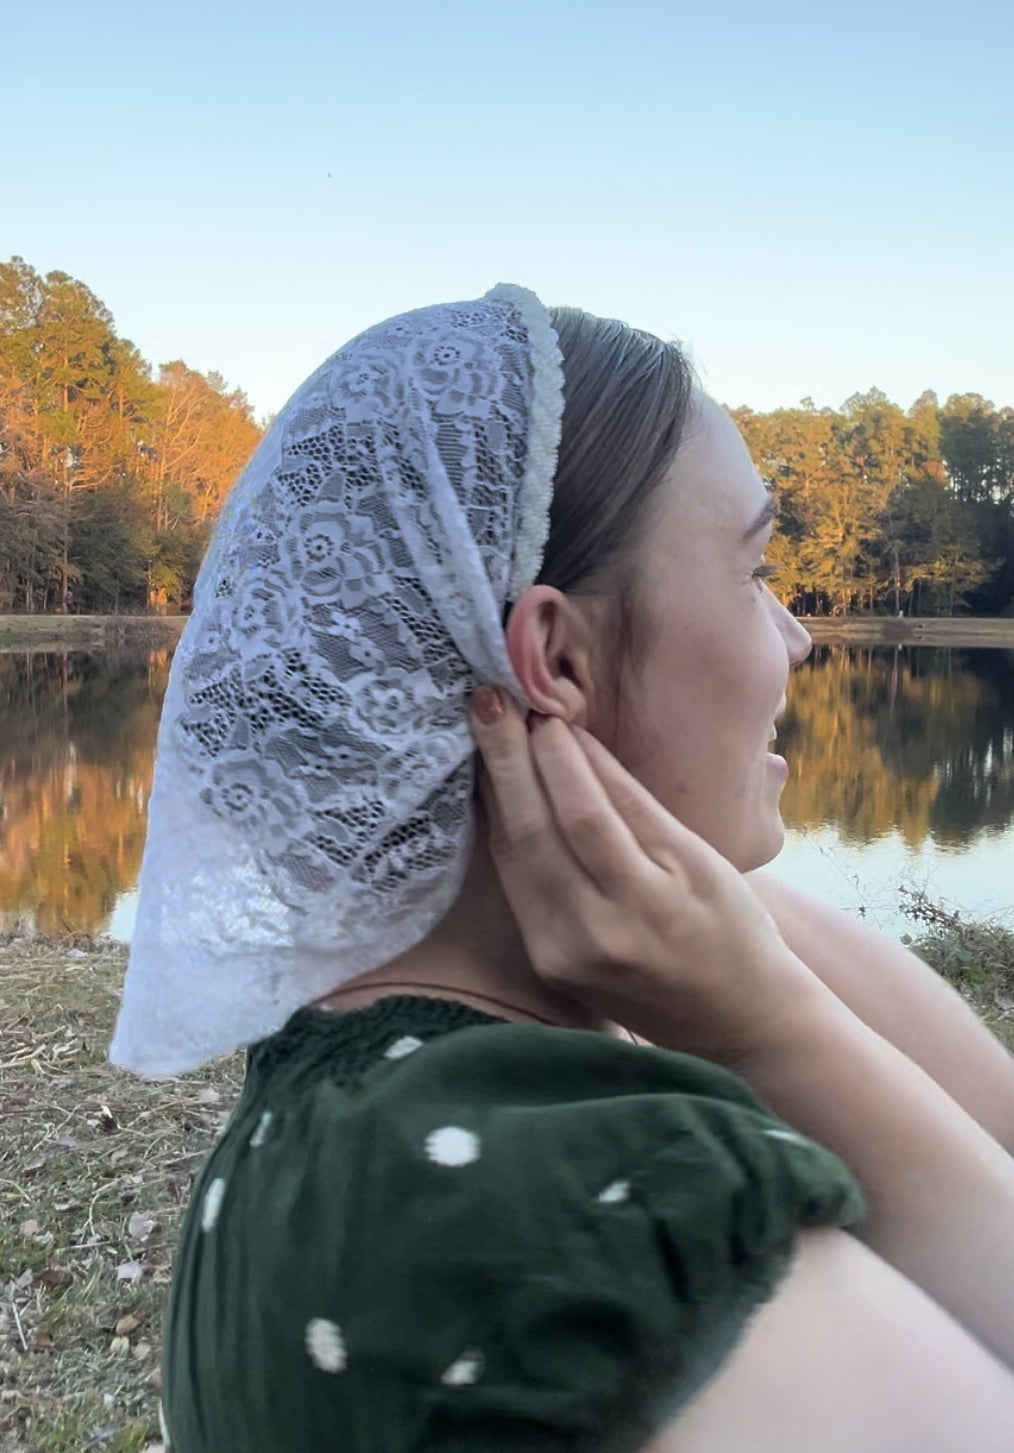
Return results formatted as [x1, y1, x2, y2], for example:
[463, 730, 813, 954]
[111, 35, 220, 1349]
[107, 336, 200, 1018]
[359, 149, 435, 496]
[1, 643, 1012, 941]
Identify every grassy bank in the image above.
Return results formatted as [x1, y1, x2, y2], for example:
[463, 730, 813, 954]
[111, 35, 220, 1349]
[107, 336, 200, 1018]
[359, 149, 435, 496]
[1, 918, 1012, 1451]
[1, 939, 243, 1452]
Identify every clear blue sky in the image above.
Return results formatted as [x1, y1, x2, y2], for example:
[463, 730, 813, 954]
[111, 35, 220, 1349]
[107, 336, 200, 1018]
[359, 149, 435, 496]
[6, 0, 1012, 422]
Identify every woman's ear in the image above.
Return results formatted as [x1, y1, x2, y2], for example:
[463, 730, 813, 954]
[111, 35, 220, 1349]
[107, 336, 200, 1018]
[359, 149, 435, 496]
[504, 585, 597, 723]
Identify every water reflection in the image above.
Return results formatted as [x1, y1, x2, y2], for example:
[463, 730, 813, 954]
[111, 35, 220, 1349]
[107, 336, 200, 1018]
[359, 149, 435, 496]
[780, 646, 1014, 848]
[0, 650, 167, 934]
[0, 645, 1011, 937]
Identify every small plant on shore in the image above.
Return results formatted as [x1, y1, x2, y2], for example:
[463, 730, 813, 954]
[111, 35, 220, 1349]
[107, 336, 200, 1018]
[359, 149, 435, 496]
[901, 888, 1014, 1044]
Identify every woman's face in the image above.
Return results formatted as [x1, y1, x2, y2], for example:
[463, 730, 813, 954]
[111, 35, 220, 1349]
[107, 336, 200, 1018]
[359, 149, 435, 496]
[604, 394, 812, 872]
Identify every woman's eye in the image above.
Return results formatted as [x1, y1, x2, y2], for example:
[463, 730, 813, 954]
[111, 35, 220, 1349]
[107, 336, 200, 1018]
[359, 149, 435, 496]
[752, 562, 779, 583]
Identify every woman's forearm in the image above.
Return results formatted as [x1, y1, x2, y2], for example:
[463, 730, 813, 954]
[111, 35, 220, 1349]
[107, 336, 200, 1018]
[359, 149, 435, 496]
[723, 968, 1014, 1372]
[747, 869, 1014, 1155]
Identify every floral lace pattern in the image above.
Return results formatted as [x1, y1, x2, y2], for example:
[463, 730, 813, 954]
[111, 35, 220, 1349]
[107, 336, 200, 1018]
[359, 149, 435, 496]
[111, 287, 564, 1075]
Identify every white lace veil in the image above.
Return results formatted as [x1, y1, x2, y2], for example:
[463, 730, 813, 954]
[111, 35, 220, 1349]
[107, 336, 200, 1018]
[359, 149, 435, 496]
[110, 285, 564, 1074]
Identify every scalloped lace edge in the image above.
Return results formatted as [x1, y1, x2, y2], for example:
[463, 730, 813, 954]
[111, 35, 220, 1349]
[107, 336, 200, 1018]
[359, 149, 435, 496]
[484, 284, 564, 599]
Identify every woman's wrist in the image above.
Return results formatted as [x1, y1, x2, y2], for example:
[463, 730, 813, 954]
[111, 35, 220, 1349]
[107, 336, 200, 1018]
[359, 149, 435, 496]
[644, 945, 843, 1081]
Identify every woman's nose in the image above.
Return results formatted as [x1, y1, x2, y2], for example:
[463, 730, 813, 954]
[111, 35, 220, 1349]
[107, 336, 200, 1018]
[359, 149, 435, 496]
[778, 601, 812, 667]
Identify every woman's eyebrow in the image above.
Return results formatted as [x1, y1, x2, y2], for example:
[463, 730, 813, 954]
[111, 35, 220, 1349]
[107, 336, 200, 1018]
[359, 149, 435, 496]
[742, 492, 776, 543]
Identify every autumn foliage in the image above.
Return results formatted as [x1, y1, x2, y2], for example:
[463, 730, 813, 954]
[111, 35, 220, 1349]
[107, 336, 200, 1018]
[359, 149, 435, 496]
[0, 257, 262, 614]
[734, 390, 1014, 616]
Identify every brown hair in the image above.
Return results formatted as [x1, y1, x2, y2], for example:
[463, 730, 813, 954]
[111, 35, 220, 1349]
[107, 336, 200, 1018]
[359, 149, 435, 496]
[537, 306, 697, 600]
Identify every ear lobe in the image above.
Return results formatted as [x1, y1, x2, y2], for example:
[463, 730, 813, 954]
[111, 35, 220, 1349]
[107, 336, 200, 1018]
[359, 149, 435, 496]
[504, 585, 594, 723]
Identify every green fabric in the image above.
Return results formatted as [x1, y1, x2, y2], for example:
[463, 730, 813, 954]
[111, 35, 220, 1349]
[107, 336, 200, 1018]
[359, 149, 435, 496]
[162, 995, 864, 1452]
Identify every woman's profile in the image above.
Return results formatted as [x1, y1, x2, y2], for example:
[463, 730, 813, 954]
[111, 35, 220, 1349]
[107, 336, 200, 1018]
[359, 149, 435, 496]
[111, 286, 1014, 1451]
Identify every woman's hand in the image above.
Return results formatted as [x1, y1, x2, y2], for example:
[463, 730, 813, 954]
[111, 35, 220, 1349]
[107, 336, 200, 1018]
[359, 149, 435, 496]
[469, 688, 828, 1069]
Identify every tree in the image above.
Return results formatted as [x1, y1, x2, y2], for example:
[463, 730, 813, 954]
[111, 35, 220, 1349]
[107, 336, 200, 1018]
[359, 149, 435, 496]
[0, 256, 262, 613]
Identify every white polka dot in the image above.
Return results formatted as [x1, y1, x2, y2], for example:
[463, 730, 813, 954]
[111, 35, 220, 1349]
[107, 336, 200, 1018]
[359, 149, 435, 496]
[201, 1177, 226, 1231]
[764, 1128, 808, 1146]
[441, 1348, 484, 1386]
[305, 1317, 347, 1373]
[249, 1110, 273, 1148]
[158, 1398, 171, 1444]
[597, 1179, 631, 1204]
[425, 1126, 481, 1167]
[385, 1035, 424, 1060]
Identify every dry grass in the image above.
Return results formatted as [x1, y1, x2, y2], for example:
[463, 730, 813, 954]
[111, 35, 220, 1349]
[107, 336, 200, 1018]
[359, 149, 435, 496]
[0, 937, 242, 1452]
[1, 910, 1011, 1452]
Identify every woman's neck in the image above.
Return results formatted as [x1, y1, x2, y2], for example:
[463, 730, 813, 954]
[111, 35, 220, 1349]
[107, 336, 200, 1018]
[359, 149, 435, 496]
[316, 837, 608, 1032]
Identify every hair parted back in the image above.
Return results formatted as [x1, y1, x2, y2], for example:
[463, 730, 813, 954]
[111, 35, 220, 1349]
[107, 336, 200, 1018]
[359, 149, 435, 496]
[536, 306, 697, 597]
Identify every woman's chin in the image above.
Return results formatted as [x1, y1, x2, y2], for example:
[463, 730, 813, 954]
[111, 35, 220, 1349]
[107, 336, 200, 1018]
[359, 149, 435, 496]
[734, 811, 786, 875]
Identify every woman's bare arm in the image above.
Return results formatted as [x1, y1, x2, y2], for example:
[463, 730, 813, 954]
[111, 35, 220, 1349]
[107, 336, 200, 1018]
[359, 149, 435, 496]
[731, 974, 1014, 1373]
[652, 1229, 1014, 1453]
[746, 869, 1014, 1153]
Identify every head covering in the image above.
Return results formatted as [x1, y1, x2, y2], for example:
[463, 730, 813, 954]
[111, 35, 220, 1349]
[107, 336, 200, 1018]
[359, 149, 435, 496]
[110, 285, 564, 1075]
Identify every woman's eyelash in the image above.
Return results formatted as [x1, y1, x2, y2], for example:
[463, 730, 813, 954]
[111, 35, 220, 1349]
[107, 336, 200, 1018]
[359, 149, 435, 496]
[752, 562, 779, 581]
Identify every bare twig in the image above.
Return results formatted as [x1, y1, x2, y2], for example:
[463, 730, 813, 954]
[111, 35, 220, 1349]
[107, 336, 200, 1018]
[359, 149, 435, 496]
[10, 1293, 29, 1353]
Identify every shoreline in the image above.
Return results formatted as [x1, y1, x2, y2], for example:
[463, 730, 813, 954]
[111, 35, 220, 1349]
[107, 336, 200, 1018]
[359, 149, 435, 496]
[0, 614, 187, 652]
[2, 613, 1014, 652]
[799, 616, 1014, 647]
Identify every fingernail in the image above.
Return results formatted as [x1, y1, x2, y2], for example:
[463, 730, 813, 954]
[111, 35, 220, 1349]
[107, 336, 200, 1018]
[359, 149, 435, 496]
[472, 685, 505, 726]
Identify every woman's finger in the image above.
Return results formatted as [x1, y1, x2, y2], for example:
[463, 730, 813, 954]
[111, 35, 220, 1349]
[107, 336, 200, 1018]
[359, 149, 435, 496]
[526, 716, 664, 893]
[469, 690, 587, 905]
[571, 725, 720, 885]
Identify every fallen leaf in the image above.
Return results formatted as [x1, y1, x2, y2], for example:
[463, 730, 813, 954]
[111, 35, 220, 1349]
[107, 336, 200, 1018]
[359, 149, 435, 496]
[19, 1220, 40, 1238]
[53, 1132, 78, 1149]
[99, 1104, 119, 1132]
[198, 1087, 220, 1104]
[109, 1335, 130, 1356]
[22, 1155, 46, 1177]
[116, 1260, 144, 1283]
[128, 1211, 156, 1241]
[38, 1266, 73, 1288]
[115, 1312, 143, 1337]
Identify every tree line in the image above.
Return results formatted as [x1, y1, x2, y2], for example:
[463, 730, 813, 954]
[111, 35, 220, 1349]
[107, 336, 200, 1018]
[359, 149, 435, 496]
[733, 391, 1014, 616]
[0, 257, 262, 613]
[2, 256, 1013, 616]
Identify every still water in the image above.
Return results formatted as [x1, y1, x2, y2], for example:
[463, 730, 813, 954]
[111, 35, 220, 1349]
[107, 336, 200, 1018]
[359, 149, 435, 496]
[1, 644, 1012, 941]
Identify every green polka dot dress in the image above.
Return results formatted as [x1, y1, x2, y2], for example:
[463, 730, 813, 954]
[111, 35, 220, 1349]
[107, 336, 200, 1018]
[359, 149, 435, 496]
[161, 996, 864, 1451]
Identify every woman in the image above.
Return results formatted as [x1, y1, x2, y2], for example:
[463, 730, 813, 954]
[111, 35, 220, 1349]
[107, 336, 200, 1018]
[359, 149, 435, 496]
[112, 287, 1014, 1450]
